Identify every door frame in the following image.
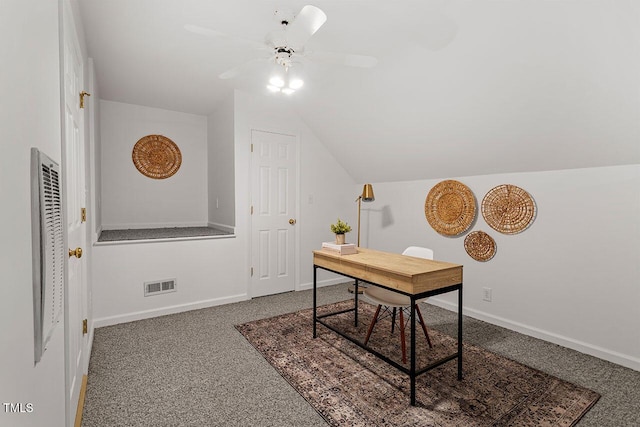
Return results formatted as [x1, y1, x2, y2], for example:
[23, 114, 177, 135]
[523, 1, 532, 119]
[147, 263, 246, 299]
[59, 1, 89, 425]
[248, 127, 301, 299]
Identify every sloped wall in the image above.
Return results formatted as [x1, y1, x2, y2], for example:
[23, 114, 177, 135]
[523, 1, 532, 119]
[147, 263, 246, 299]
[362, 165, 640, 370]
[233, 90, 357, 290]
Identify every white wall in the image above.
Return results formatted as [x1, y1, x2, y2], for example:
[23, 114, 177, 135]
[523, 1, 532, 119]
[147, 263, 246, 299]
[100, 100, 208, 229]
[233, 90, 357, 290]
[0, 1, 66, 426]
[88, 59, 102, 241]
[83, 58, 100, 375]
[207, 93, 235, 228]
[92, 238, 245, 326]
[362, 165, 640, 370]
[92, 90, 357, 325]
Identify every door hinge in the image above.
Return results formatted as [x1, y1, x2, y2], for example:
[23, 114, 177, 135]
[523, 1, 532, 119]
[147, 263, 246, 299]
[79, 91, 91, 109]
[81, 207, 87, 223]
[82, 319, 88, 335]
[251, 267, 254, 277]
[250, 205, 253, 215]
[250, 143, 253, 152]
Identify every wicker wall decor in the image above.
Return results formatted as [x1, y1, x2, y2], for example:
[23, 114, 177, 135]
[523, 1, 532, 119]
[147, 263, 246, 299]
[425, 180, 476, 236]
[464, 231, 496, 261]
[482, 184, 536, 234]
[132, 135, 182, 179]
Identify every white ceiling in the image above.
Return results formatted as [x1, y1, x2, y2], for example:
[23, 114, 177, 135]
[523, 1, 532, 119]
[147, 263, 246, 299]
[79, 0, 640, 182]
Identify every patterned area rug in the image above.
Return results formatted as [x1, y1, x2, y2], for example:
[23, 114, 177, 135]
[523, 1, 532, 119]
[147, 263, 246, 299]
[236, 301, 600, 427]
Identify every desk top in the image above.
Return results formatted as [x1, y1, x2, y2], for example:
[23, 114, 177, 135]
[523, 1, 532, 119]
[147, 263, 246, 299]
[313, 247, 463, 295]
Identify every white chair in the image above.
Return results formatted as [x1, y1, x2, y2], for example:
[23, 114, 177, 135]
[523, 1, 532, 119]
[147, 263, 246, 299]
[363, 246, 434, 363]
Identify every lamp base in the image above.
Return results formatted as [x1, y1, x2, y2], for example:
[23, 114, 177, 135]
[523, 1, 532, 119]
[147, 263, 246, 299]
[347, 282, 367, 294]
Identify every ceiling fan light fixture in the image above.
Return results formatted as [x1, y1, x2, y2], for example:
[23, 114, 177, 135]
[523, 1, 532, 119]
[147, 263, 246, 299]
[188, 5, 377, 95]
[289, 78, 304, 90]
[269, 76, 285, 88]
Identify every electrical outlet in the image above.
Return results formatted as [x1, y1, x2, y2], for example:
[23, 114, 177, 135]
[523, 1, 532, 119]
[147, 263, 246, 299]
[482, 287, 492, 302]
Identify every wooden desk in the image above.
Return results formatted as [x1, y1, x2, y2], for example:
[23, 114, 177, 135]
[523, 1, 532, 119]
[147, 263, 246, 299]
[313, 247, 463, 406]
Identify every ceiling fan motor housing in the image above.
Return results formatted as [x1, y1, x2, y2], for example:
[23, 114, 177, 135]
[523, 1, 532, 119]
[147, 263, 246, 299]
[273, 8, 294, 26]
[275, 47, 294, 67]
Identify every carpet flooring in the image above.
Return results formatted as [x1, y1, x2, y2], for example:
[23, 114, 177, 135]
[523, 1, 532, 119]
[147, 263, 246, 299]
[237, 300, 600, 426]
[82, 283, 640, 427]
[97, 226, 232, 242]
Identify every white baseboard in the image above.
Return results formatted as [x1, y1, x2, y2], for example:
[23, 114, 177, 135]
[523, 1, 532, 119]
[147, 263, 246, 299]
[207, 221, 235, 234]
[427, 297, 640, 372]
[93, 280, 343, 329]
[93, 293, 249, 328]
[297, 277, 352, 291]
[92, 225, 103, 244]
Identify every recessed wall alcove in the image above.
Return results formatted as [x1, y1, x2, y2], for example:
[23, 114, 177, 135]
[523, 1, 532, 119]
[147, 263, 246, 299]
[96, 100, 235, 242]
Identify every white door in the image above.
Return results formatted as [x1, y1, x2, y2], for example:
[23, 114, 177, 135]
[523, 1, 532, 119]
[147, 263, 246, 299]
[62, 2, 88, 425]
[250, 130, 298, 297]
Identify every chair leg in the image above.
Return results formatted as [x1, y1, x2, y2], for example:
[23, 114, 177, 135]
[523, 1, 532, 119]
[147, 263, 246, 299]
[399, 308, 407, 364]
[364, 304, 382, 346]
[415, 305, 433, 348]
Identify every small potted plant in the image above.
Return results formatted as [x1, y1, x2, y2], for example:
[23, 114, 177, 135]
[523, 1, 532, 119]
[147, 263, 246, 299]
[330, 218, 352, 245]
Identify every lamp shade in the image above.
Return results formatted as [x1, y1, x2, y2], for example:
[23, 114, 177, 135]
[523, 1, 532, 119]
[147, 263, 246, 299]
[361, 184, 375, 202]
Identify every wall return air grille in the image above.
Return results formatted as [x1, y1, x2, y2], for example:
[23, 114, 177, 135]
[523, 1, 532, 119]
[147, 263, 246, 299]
[144, 279, 177, 296]
[31, 148, 64, 365]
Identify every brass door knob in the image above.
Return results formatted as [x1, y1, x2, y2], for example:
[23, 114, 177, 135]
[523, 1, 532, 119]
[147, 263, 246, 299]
[69, 247, 83, 258]
[289, 218, 297, 225]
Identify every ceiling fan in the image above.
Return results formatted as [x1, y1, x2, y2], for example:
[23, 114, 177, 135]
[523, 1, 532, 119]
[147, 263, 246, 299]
[185, 5, 377, 94]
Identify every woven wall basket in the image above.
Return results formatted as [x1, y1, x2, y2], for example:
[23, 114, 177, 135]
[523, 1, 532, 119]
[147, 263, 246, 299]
[132, 135, 182, 179]
[425, 180, 476, 236]
[464, 231, 496, 262]
[482, 184, 536, 234]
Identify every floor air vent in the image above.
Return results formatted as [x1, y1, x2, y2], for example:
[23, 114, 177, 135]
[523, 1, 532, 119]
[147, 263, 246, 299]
[144, 279, 177, 296]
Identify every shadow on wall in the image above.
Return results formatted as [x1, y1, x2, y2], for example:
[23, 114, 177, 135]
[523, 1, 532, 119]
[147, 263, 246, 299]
[381, 205, 394, 228]
[365, 205, 395, 229]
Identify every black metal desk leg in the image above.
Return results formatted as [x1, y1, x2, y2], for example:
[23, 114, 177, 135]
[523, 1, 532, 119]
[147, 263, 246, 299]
[313, 266, 317, 338]
[354, 279, 359, 327]
[458, 284, 463, 380]
[410, 297, 417, 406]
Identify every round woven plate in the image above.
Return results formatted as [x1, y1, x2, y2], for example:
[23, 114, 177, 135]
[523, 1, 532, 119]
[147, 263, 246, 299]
[482, 184, 536, 234]
[464, 231, 496, 261]
[425, 180, 476, 236]
[132, 135, 181, 179]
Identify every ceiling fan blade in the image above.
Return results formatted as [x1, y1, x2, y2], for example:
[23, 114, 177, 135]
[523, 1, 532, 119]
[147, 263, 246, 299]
[184, 24, 268, 51]
[310, 51, 378, 68]
[184, 24, 227, 39]
[285, 5, 327, 50]
[416, 12, 458, 51]
[219, 66, 242, 80]
[218, 58, 270, 80]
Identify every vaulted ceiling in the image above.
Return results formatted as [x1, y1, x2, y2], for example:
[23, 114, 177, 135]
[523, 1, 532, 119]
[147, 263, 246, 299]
[79, 0, 640, 182]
